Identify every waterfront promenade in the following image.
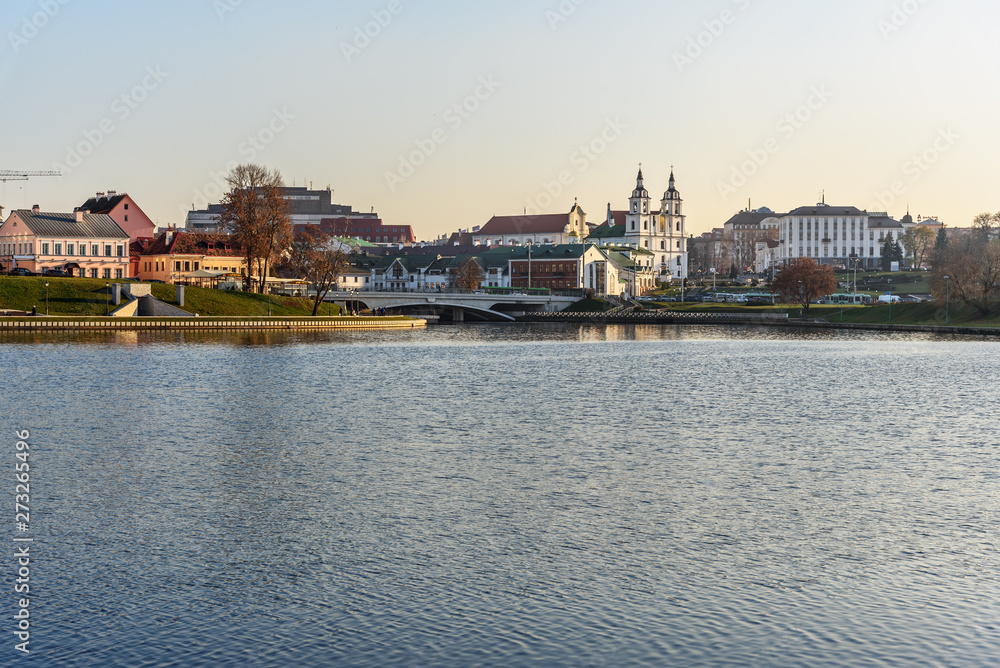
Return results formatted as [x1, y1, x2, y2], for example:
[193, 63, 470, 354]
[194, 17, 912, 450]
[0, 315, 427, 332]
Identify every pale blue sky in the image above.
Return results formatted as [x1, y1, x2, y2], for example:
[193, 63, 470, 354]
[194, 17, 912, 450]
[2, 0, 998, 237]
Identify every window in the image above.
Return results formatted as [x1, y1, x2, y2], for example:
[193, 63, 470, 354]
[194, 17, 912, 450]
[194, 262, 200, 271]
[124, 203, 129, 210]
[55, 243, 62, 255]
[91, 269, 98, 278]
[67, 243, 75, 255]
[103, 269, 111, 279]
[104, 245, 112, 257]
[175, 261, 181, 272]
[115, 269, 123, 279]
[42, 243, 49, 255]
[124, 215, 128, 222]
[117, 245, 124, 257]
[92, 245, 99, 256]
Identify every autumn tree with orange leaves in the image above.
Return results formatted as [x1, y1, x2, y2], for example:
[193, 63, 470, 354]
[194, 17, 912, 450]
[770, 258, 838, 312]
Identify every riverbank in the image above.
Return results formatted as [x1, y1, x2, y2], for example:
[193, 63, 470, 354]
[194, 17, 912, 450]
[0, 315, 426, 332]
[0, 276, 341, 317]
[520, 310, 1000, 337]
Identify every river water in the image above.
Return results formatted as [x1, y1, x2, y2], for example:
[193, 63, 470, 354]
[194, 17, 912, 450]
[2, 324, 999, 667]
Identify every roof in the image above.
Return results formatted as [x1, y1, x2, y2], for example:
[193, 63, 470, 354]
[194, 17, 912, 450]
[79, 194, 130, 215]
[139, 231, 243, 256]
[724, 209, 784, 227]
[786, 205, 866, 216]
[476, 213, 570, 236]
[587, 223, 626, 240]
[9, 209, 128, 239]
[868, 216, 903, 229]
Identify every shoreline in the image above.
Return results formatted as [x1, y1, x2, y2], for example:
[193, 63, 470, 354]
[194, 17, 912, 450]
[0, 315, 427, 332]
[518, 312, 1000, 337]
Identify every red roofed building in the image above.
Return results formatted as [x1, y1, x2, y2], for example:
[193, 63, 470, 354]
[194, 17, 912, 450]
[472, 204, 588, 247]
[79, 191, 156, 242]
[133, 230, 252, 285]
[312, 217, 416, 245]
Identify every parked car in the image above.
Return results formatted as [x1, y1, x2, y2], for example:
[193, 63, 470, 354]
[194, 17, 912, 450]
[42, 269, 69, 277]
[8, 268, 35, 276]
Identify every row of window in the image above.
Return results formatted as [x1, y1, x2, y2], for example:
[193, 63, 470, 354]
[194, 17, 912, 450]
[32, 242, 123, 257]
[795, 247, 875, 258]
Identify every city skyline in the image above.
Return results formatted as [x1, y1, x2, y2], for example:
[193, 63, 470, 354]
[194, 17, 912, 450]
[2, 0, 997, 238]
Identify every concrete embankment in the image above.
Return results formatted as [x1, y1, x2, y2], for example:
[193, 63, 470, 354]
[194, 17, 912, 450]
[0, 316, 427, 332]
[520, 312, 1000, 336]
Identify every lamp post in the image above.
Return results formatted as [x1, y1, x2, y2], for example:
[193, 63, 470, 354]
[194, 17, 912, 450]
[44, 281, 49, 316]
[943, 275, 950, 325]
[887, 278, 892, 325]
[105, 282, 110, 315]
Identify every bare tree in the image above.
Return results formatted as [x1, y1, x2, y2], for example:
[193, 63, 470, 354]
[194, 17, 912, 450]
[901, 226, 936, 270]
[449, 257, 484, 291]
[770, 258, 838, 312]
[931, 238, 1000, 315]
[288, 227, 350, 316]
[971, 212, 1000, 242]
[218, 164, 291, 293]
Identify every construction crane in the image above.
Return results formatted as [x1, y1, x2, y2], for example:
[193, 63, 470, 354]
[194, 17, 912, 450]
[0, 170, 61, 217]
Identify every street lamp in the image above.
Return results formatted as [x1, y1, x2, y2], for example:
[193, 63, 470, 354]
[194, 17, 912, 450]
[887, 278, 892, 325]
[44, 281, 49, 316]
[943, 275, 950, 325]
[105, 282, 110, 315]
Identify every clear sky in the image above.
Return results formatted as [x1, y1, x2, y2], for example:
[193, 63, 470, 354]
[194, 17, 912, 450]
[2, 0, 998, 237]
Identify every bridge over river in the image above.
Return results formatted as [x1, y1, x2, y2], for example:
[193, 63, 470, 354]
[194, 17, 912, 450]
[326, 291, 578, 322]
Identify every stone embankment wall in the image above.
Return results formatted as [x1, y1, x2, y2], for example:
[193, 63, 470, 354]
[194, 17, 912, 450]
[0, 317, 427, 332]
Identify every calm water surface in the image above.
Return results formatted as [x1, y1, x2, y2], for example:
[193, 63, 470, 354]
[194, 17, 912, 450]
[2, 324, 999, 667]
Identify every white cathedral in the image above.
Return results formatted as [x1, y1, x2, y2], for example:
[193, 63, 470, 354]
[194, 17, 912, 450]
[587, 166, 689, 281]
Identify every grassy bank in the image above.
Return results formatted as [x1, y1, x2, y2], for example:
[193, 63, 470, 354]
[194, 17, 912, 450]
[0, 277, 343, 317]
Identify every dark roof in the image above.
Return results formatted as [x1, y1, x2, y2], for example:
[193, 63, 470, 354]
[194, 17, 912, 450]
[868, 216, 903, 229]
[477, 213, 570, 236]
[786, 205, 866, 216]
[79, 194, 129, 215]
[10, 209, 128, 239]
[587, 223, 626, 240]
[724, 209, 784, 227]
[139, 231, 242, 256]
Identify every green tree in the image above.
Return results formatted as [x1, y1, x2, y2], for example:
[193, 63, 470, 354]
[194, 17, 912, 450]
[935, 228, 948, 252]
[881, 233, 895, 271]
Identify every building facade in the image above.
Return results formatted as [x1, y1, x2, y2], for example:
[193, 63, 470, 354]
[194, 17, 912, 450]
[133, 231, 249, 284]
[0, 206, 130, 278]
[185, 186, 381, 233]
[586, 167, 688, 281]
[472, 205, 588, 247]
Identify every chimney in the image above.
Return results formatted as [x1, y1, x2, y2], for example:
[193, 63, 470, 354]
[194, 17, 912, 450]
[96, 192, 105, 200]
[107, 190, 117, 197]
[32, 204, 40, 214]
[74, 208, 84, 222]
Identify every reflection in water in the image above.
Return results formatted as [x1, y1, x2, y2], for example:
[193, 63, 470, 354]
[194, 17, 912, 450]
[0, 322, 981, 349]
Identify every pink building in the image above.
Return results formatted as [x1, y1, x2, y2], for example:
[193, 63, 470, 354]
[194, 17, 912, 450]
[80, 192, 156, 240]
[0, 206, 130, 278]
